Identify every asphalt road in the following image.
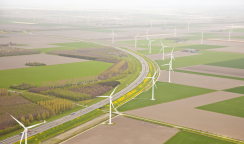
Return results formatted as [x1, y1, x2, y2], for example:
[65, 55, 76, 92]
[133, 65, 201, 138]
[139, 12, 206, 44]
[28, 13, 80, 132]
[0, 35, 151, 144]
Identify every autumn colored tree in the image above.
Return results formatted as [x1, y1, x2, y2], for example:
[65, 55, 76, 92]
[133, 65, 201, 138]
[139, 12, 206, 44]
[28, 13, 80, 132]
[46, 112, 49, 118]
[28, 115, 33, 122]
[37, 114, 41, 121]
[20, 117, 25, 124]
[25, 119, 30, 126]
[41, 113, 46, 120]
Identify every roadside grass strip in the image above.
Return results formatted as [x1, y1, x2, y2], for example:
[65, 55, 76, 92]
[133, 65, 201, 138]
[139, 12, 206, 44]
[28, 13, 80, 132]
[124, 114, 244, 144]
[197, 96, 244, 118]
[14, 110, 104, 144]
[224, 86, 244, 94]
[117, 81, 215, 112]
[174, 69, 244, 81]
[206, 58, 244, 70]
[156, 51, 244, 70]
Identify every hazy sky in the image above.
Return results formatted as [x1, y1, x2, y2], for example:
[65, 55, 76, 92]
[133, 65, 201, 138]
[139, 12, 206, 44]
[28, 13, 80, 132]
[0, 0, 244, 8]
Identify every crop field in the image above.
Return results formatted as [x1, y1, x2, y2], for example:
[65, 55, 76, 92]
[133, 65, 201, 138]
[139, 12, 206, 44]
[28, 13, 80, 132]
[0, 61, 113, 88]
[197, 95, 244, 118]
[164, 131, 232, 144]
[117, 81, 215, 112]
[177, 44, 226, 50]
[224, 86, 244, 94]
[34, 41, 100, 53]
[206, 58, 244, 69]
[156, 51, 244, 70]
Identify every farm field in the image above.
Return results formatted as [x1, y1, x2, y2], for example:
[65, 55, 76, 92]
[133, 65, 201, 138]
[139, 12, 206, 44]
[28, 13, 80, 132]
[206, 58, 244, 69]
[146, 51, 200, 60]
[117, 81, 215, 112]
[0, 61, 113, 88]
[0, 54, 89, 70]
[125, 91, 244, 140]
[34, 41, 100, 53]
[224, 86, 244, 94]
[176, 65, 244, 78]
[177, 44, 226, 50]
[62, 116, 179, 144]
[164, 131, 232, 144]
[197, 95, 244, 118]
[156, 51, 244, 70]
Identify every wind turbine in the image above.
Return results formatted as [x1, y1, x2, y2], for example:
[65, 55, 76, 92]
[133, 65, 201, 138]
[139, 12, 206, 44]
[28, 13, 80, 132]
[228, 30, 231, 41]
[187, 22, 190, 31]
[162, 47, 175, 82]
[200, 32, 203, 44]
[145, 70, 158, 100]
[96, 85, 119, 124]
[174, 28, 177, 37]
[159, 41, 170, 60]
[10, 115, 46, 144]
[109, 30, 117, 43]
[147, 38, 155, 53]
[133, 33, 140, 48]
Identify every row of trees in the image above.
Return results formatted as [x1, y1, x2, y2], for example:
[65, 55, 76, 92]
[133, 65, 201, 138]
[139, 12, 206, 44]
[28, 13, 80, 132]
[98, 60, 128, 80]
[42, 89, 92, 101]
[0, 49, 40, 57]
[42, 75, 98, 88]
[68, 84, 112, 98]
[10, 82, 36, 90]
[0, 88, 8, 96]
[25, 62, 46, 67]
[37, 99, 74, 115]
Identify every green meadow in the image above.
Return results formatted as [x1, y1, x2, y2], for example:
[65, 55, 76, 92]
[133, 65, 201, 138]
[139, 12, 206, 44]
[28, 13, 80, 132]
[165, 131, 232, 144]
[197, 95, 244, 118]
[156, 51, 244, 70]
[35, 41, 100, 53]
[117, 81, 215, 112]
[0, 61, 113, 88]
[206, 58, 244, 69]
[224, 86, 244, 94]
[177, 44, 226, 50]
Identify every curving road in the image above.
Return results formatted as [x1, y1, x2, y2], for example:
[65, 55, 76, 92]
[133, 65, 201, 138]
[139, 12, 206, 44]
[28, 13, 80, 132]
[0, 36, 151, 144]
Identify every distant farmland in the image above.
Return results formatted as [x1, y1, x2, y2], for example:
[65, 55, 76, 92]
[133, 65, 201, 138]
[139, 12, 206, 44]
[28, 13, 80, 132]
[0, 61, 113, 88]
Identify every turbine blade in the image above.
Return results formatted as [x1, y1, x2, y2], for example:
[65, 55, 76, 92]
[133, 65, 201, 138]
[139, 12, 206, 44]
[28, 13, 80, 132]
[159, 48, 163, 53]
[161, 64, 169, 66]
[110, 85, 119, 96]
[154, 83, 157, 89]
[20, 130, 25, 143]
[10, 115, 25, 128]
[96, 96, 109, 98]
[153, 70, 158, 78]
[160, 40, 163, 46]
[27, 122, 44, 129]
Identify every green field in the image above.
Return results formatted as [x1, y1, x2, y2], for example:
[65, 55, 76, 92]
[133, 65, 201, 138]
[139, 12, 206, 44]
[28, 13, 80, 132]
[182, 33, 221, 40]
[232, 36, 244, 39]
[35, 41, 100, 53]
[224, 86, 244, 94]
[206, 58, 244, 69]
[117, 81, 215, 112]
[0, 61, 113, 88]
[177, 44, 226, 50]
[197, 95, 244, 118]
[156, 51, 244, 70]
[164, 131, 232, 144]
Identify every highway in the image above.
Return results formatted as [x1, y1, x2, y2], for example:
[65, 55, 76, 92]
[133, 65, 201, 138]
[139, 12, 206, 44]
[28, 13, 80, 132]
[0, 36, 152, 144]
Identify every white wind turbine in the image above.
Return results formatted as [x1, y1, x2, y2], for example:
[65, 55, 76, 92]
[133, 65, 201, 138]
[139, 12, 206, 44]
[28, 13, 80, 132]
[162, 47, 175, 82]
[133, 33, 140, 48]
[187, 22, 190, 31]
[147, 38, 155, 53]
[96, 85, 120, 124]
[200, 32, 204, 44]
[145, 70, 158, 100]
[10, 115, 46, 144]
[159, 41, 170, 60]
[109, 30, 117, 43]
[174, 28, 177, 37]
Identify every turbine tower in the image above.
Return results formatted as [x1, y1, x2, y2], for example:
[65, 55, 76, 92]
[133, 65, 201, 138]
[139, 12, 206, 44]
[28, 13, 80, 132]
[187, 22, 190, 31]
[162, 47, 175, 82]
[133, 33, 140, 48]
[228, 30, 231, 41]
[10, 115, 46, 144]
[147, 38, 155, 53]
[159, 41, 170, 60]
[145, 70, 158, 100]
[96, 85, 120, 124]
[200, 32, 203, 44]
[109, 30, 117, 43]
[174, 28, 177, 37]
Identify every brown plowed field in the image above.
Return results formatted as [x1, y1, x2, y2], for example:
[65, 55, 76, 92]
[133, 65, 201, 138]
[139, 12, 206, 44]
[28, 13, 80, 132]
[158, 71, 244, 90]
[177, 65, 244, 78]
[126, 91, 244, 140]
[62, 116, 179, 144]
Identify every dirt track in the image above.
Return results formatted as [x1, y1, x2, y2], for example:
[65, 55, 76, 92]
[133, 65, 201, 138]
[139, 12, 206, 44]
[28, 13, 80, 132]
[126, 91, 244, 140]
[176, 65, 244, 78]
[0, 54, 89, 70]
[62, 116, 179, 144]
[158, 70, 244, 90]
